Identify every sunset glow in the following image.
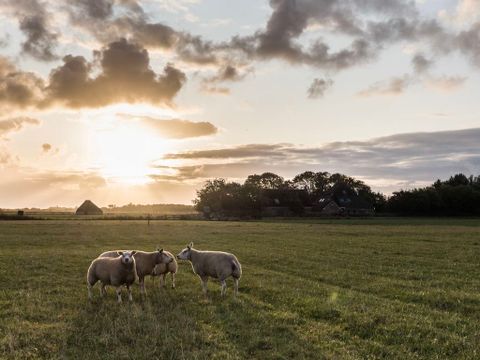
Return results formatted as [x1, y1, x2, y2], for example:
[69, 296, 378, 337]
[1, 0, 480, 208]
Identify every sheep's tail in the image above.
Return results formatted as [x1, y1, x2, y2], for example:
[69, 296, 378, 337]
[232, 259, 242, 279]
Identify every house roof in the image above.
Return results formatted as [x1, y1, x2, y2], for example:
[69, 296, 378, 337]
[75, 200, 103, 215]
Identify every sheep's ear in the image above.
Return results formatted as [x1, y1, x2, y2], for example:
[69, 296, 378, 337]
[131, 250, 137, 255]
[189, 242, 193, 248]
[117, 251, 124, 256]
[158, 248, 163, 253]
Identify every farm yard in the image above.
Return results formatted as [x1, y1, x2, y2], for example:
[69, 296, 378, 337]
[0, 219, 479, 359]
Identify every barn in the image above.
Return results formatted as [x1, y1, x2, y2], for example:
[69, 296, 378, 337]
[75, 200, 103, 215]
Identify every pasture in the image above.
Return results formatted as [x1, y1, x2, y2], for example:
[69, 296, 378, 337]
[0, 219, 479, 359]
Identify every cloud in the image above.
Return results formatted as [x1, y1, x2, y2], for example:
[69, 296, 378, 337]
[28, 171, 107, 189]
[0, 57, 46, 109]
[1, 0, 58, 61]
[412, 53, 433, 73]
[358, 71, 466, 97]
[0, 116, 40, 136]
[0, 147, 11, 164]
[0, 33, 10, 48]
[73, 0, 114, 20]
[307, 78, 333, 99]
[2, 0, 480, 104]
[357, 75, 412, 97]
[47, 38, 186, 108]
[159, 128, 480, 192]
[19, 15, 58, 61]
[426, 75, 467, 92]
[200, 64, 252, 94]
[0, 39, 186, 109]
[61, 0, 418, 73]
[121, 115, 218, 139]
[163, 144, 288, 160]
[439, 0, 480, 28]
[0, 166, 109, 207]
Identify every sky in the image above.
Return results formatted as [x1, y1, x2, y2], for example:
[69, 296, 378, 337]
[1, 0, 480, 208]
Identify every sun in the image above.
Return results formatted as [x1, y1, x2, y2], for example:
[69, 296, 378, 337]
[88, 109, 171, 185]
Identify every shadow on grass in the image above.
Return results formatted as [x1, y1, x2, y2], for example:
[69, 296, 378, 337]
[61, 282, 247, 359]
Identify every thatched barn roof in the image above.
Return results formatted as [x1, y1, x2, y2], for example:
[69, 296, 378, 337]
[75, 200, 103, 215]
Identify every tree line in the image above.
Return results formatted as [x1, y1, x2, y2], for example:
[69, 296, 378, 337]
[193, 172, 480, 218]
[193, 171, 384, 218]
[388, 174, 480, 216]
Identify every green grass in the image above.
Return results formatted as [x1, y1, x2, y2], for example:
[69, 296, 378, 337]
[0, 219, 479, 359]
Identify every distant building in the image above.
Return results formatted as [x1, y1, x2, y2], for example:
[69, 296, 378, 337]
[75, 200, 103, 215]
[17, 210, 24, 216]
[314, 185, 374, 216]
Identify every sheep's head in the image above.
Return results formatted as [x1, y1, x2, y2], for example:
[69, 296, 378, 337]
[155, 248, 173, 264]
[177, 242, 193, 260]
[117, 250, 136, 265]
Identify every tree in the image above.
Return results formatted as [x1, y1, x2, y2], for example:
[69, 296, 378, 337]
[193, 179, 262, 218]
[245, 172, 285, 190]
[292, 171, 330, 195]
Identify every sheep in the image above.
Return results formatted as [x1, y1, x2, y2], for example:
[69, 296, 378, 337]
[151, 251, 177, 289]
[176, 242, 242, 297]
[99, 248, 172, 295]
[87, 250, 137, 303]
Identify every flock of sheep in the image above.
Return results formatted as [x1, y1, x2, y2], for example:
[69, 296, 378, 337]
[87, 243, 242, 302]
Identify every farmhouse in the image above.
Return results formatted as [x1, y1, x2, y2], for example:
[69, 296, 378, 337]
[315, 185, 374, 216]
[75, 200, 103, 215]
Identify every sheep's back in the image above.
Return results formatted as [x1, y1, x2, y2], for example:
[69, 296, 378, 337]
[90, 257, 136, 286]
[194, 251, 237, 278]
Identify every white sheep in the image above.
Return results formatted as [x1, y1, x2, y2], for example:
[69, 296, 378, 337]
[87, 250, 137, 303]
[151, 250, 177, 289]
[176, 242, 242, 297]
[99, 248, 172, 295]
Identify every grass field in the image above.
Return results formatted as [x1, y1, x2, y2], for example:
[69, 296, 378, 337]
[0, 219, 479, 359]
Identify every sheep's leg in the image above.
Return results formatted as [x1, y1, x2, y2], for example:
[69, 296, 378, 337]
[171, 272, 176, 289]
[116, 287, 122, 303]
[200, 276, 208, 295]
[127, 284, 133, 302]
[233, 278, 239, 297]
[87, 282, 94, 300]
[160, 274, 166, 288]
[139, 276, 146, 296]
[220, 279, 227, 296]
[100, 283, 107, 297]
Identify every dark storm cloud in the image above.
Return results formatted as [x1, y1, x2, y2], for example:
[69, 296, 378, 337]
[160, 128, 480, 186]
[307, 78, 333, 99]
[120, 115, 218, 139]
